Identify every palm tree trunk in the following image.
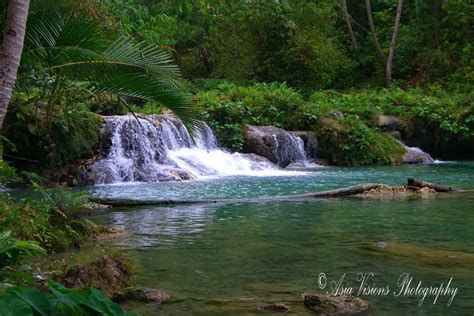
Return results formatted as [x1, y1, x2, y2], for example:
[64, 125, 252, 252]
[0, 0, 30, 130]
[385, 0, 404, 88]
[365, 0, 386, 66]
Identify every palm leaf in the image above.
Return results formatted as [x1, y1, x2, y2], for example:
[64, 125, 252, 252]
[22, 0, 202, 133]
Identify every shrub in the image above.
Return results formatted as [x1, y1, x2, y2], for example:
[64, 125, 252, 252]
[0, 231, 46, 285]
[0, 177, 96, 253]
[196, 82, 304, 150]
[3, 104, 103, 168]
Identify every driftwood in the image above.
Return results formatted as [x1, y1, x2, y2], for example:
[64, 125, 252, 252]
[89, 183, 383, 207]
[407, 178, 456, 192]
[90, 178, 458, 208]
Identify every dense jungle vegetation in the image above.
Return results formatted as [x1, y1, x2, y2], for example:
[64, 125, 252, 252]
[1, 0, 473, 174]
[0, 0, 472, 314]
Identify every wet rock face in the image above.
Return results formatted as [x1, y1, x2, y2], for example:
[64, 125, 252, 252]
[61, 256, 134, 299]
[403, 145, 434, 164]
[303, 293, 370, 314]
[290, 131, 318, 158]
[243, 125, 308, 167]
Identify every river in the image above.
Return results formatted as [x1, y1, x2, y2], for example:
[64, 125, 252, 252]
[84, 162, 474, 315]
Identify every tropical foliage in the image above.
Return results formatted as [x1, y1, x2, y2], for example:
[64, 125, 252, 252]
[106, 0, 473, 90]
[0, 281, 132, 316]
[195, 81, 474, 163]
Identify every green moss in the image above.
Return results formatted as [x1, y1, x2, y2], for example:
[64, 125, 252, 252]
[369, 132, 406, 165]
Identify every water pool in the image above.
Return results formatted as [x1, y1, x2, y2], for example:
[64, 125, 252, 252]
[86, 162, 474, 315]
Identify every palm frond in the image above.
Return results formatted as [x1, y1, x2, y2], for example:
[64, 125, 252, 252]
[22, 0, 202, 132]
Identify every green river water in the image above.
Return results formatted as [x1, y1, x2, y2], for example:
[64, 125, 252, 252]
[86, 162, 474, 315]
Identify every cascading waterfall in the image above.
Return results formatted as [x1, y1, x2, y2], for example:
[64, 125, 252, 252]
[84, 115, 310, 184]
[270, 132, 307, 167]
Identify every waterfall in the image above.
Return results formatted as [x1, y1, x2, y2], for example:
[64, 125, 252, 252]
[84, 115, 308, 184]
[269, 132, 307, 166]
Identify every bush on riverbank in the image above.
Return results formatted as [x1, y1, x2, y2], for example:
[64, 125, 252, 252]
[196, 82, 304, 151]
[0, 165, 104, 253]
[3, 102, 103, 169]
[0, 281, 134, 316]
[0, 163, 134, 314]
[196, 81, 474, 163]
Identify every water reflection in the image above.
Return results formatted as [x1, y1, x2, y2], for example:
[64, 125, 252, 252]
[106, 205, 217, 247]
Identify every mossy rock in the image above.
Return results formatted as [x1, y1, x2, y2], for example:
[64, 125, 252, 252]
[314, 115, 405, 166]
[61, 255, 135, 299]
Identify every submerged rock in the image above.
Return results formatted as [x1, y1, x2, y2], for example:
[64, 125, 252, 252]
[375, 241, 389, 249]
[243, 124, 308, 167]
[361, 241, 474, 268]
[125, 287, 170, 303]
[302, 293, 369, 314]
[257, 303, 291, 313]
[61, 256, 134, 299]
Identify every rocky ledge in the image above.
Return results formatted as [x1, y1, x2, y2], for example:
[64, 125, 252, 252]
[243, 124, 312, 167]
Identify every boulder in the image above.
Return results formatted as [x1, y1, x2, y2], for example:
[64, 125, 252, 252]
[376, 114, 414, 135]
[243, 125, 307, 167]
[61, 256, 134, 299]
[303, 293, 369, 314]
[169, 170, 196, 181]
[125, 287, 170, 303]
[403, 145, 434, 164]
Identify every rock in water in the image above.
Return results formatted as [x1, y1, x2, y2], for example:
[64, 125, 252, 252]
[257, 303, 291, 313]
[375, 241, 389, 249]
[61, 256, 134, 299]
[402, 145, 434, 164]
[243, 124, 309, 167]
[303, 293, 370, 314]
[125, 288, 170, 303]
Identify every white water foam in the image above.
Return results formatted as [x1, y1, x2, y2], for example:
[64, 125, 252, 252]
[87, 115, 310, 184]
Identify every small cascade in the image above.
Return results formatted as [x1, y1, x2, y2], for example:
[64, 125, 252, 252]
[84, 115, 307, 184]
[274, 132, 308, 165]
[243, 125, 317, 167]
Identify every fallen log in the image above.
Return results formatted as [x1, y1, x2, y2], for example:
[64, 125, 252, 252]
[406, 178, 456, 192]
[89, 197, 224, 207]
[90, 180, 457, 208]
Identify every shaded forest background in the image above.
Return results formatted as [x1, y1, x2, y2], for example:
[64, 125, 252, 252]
[105, 0, 472, 90]
[0, 0, 473, 174]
